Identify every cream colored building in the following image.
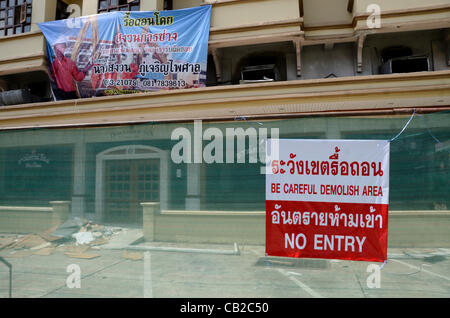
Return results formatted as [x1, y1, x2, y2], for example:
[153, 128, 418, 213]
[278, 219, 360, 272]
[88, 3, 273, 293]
[0, 0, 449, 246]
[0, 0, 449, 122]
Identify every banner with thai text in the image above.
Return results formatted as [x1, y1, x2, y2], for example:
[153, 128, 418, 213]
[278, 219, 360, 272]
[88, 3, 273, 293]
[266, 139, 390, 262]
[38, 6, 211, 100]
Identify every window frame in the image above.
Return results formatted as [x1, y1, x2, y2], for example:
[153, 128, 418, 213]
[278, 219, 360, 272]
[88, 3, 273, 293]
[0, 0, 32, 37]
[98, 0, 141, 13]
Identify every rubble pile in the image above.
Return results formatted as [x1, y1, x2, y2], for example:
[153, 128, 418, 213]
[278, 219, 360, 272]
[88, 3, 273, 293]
[0, 217, 124, 259]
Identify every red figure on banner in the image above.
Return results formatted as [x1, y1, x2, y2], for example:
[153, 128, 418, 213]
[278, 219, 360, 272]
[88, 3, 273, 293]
[51, 42, 93, 100]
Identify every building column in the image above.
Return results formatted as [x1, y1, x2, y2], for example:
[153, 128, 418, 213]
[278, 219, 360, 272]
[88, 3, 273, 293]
[185, 163, 201, 210]
[31, 0, 57, 32]
[141, 202, 160, 242]
[82, 0, 99, 16]
[50, 201, 71, 226]
[72, 139, 86, 218]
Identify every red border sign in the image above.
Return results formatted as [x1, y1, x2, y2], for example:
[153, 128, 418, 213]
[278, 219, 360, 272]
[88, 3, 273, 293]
[265, 139, 390, 262]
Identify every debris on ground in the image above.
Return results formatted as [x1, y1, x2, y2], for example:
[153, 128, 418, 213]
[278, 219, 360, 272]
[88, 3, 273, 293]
[10, 234, 47, 250]
[57, 245, 90, 254]
[90, 237, 109, 246]
[0, 218, 128, 260]
[50, 217, 88, 240]
[33, 247, 54, 256]
[123, 250, 143, 261]
[30, 242, 52, 251]
[64, 252, 101, 259]
[73, 232, 95, 245]
[39, 225, 64, 242]
[0, 236, 16, 251]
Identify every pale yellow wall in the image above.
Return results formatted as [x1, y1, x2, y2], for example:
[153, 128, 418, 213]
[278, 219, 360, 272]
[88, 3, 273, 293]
[82, 0, 98, 16]
[172, 0, 203, 10]
[141, 0, 164, 11]
[210, 0, 300, 29]
[28, 0, 450, 32]
[356, 0, 450, 14]
[303, 0, 352, 27]
[30, 0, 88, 32]
[0, 32, 45, 61]
[31, 0, 57, 31]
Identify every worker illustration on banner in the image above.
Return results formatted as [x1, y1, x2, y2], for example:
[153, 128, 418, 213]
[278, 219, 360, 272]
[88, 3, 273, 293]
[265, 139, 390, 262]
[38, 5, 212, 100]
[50, 41, 94, 100]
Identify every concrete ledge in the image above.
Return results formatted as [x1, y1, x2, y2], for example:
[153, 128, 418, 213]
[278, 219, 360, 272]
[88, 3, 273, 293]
[388, 210, 450, 247]
[161, 210, 265, 216]
[1, 70, 449, 130]
[389, 210, 450, 216]
[142, 204, 450, 247]
[0, 206, 52, 212]
[0, 201, 71, 234]
[156, 214, 265, 245]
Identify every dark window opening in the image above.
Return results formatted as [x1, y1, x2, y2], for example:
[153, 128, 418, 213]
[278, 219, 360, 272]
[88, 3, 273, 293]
[55, 0, 69, 20]
[241, 64, 279, 82]
[0, 71, 52, 106]
[381, 46, 413, 63]
[98, 0, 140, 13]
[391, 56, 430, 73]
[0, 0, 32, 37]
[164, 0, 173, 10]
[206, 54, 218, 86]
[234, 52, 286, 84]
[380, 46, 429, 74]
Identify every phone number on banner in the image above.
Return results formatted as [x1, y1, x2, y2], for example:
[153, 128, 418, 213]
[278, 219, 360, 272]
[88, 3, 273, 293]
[102, 79, 187, 88]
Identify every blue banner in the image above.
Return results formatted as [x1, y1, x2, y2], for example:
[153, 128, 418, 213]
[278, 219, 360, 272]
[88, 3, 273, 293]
[38, 6, 211, 100]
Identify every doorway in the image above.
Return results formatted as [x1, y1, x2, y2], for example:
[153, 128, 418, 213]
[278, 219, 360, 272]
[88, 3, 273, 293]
[95, 145, 169, 225]
[104, 159, 160, 225]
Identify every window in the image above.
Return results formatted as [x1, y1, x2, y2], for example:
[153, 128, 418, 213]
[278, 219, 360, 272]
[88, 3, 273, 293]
[55, 0, 69, 21]
[0, 0, 32, 37]
[380, 46, 430, 74]
[98, 0, 140, 13]
[164, 0, 173, 10]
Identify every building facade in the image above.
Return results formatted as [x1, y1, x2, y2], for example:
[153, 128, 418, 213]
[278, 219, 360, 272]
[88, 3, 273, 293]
[0, 0, 449, 246]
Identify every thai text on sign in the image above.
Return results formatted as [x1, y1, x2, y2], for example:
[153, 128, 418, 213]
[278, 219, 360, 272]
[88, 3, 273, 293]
[265, 139, 390, 262]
